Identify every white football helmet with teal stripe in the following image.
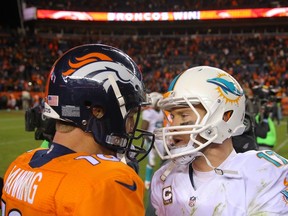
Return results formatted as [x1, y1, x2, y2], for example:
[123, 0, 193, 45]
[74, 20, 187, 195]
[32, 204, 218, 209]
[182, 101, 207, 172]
[154, 66, 246, 164]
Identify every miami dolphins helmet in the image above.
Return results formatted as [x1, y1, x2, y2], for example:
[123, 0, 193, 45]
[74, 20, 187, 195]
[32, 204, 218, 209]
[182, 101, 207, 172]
[154, 66, 246, 164]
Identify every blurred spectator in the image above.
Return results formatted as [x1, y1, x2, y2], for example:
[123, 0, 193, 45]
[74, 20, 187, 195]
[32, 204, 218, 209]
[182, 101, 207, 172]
[6, 94, 17, 111]
[21, 90, 31, 111]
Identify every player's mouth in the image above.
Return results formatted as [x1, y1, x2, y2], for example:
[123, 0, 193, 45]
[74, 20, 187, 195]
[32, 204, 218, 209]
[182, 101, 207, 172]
[171, 136, 187, 147]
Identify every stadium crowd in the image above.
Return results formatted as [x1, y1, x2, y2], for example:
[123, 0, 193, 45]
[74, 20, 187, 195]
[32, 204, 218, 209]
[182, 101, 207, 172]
[0, 29, 287, 112]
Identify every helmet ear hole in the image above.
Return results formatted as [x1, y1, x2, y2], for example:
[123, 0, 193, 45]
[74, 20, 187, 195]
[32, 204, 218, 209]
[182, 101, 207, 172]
[92, 106, 105, 119]
[223, 110, 233, 122]
[135, 85, 140, 91]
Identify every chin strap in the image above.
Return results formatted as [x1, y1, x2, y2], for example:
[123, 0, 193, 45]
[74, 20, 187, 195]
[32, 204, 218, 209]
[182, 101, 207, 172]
[160, 151, 240, 182]
[196, 152, 239, 176]
[160, 161, 176, 182]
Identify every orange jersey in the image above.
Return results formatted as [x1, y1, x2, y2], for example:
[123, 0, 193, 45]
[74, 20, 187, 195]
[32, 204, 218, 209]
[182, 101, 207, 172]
[1, 144, 145, 215]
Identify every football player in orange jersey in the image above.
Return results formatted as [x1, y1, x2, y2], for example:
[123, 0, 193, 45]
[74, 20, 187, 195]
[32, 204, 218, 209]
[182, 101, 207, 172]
[1, 44, 154, 215]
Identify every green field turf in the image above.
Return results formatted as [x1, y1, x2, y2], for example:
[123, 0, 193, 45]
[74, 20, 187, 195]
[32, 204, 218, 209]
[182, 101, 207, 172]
[0, 110, 288, 208]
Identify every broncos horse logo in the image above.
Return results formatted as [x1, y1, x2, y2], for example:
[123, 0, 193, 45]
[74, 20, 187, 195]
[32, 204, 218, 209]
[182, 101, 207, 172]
[61, 52, 142, 92]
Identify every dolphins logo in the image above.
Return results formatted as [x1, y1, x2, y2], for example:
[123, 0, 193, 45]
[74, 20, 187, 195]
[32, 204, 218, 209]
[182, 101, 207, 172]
[207, 73, 243, 104]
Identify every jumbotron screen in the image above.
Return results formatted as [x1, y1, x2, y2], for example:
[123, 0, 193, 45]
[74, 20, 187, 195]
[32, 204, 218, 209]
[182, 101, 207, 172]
[35, 7, 288, 22]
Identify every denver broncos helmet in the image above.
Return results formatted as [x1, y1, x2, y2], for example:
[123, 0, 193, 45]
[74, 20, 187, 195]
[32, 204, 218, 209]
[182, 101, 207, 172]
[43, 44, 154, 162]
[154, 66, 246, 164]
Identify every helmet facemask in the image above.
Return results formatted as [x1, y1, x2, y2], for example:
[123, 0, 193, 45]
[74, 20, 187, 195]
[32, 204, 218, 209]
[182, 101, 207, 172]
[154, 95, 219, 165]
[124, 106, 155, 163]
[85, 75, 154, 163]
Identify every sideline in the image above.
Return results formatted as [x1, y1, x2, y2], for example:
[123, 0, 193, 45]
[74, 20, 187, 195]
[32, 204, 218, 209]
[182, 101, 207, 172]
[275, 138, 288, 152]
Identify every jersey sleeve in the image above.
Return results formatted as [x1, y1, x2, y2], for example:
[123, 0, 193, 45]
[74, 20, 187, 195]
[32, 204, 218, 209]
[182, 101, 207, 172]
[241, 150, 288, 215]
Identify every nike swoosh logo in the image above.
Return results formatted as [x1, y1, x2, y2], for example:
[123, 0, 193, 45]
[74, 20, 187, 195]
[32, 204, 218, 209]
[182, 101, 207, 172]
[115, 180, 137, 191]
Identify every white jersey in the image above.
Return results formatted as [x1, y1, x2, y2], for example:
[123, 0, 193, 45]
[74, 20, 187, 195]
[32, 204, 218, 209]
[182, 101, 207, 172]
[142, 108, 164, 133]
[151, 150, 288, 216]
[142, 108, 165, 163]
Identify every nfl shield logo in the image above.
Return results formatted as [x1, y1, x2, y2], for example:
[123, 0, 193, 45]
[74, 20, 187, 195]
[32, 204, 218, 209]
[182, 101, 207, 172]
[188, 196, 196, 207]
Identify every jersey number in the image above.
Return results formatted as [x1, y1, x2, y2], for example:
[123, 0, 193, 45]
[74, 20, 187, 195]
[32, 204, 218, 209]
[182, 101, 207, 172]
[257, 150, 288, 167]
[75, 154, 119, 165]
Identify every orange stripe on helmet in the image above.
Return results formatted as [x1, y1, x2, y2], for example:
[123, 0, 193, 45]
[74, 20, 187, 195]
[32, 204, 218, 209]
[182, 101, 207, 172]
[76, 52, 112, 61]
[62, 52, 113, 76]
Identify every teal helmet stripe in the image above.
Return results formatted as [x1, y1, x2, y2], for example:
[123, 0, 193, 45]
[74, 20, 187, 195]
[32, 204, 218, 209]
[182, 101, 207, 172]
[168, 73, 181, 91]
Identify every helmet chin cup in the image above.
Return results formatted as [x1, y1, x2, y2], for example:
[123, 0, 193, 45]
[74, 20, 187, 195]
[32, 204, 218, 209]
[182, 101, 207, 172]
[170, 140, 197, 165]
[172, 154, 196, 165]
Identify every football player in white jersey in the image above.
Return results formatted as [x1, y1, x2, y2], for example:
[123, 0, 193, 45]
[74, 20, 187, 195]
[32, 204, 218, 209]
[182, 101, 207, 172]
[142, 92, 164, 190]
[151, 66, 288, 216]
